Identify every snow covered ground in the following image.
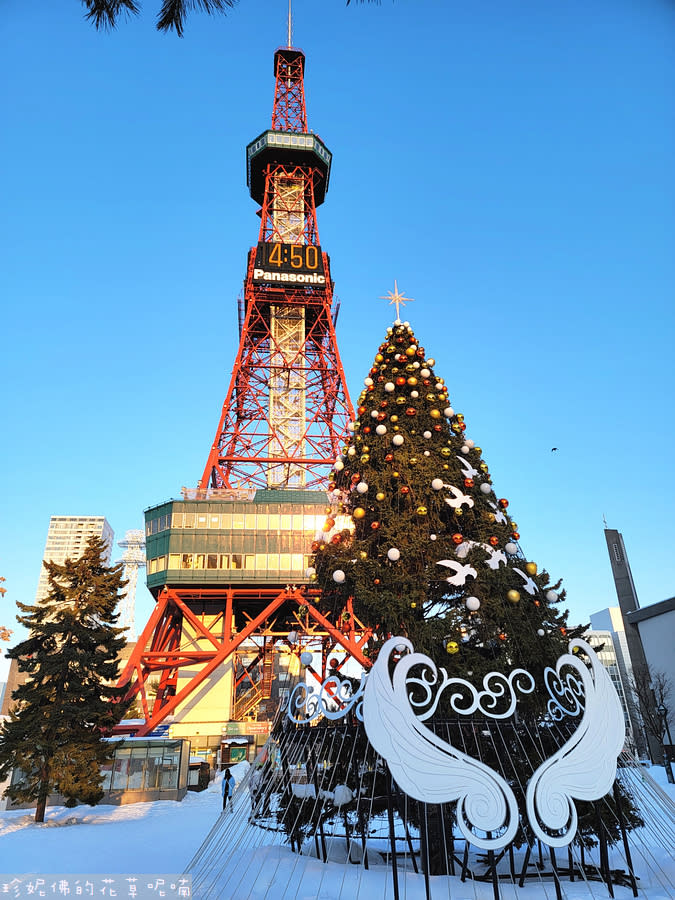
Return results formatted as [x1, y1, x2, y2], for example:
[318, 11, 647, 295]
[1, 763, 673, 899]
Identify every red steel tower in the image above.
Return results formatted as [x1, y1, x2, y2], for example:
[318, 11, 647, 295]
[200, 47, 352, 491]
[116, 46, 370, 749]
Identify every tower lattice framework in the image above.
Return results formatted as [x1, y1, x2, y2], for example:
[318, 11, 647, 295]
[200, 47, 353, 491]
[116, 46, 370, 739]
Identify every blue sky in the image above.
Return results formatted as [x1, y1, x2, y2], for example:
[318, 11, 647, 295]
[1, 0, 674, 680]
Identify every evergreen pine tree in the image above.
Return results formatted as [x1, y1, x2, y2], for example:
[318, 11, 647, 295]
[278, 318, 644, 866]
[0, 536, 129, 822]
[314, 318, 580, 701]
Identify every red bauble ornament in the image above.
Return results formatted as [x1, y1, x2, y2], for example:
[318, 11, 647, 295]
[433, 424, 443, 432]
[498, 498, 509, 508]
[377, 412, 387, 421]
[311, 541, 321, 552]
[396, 376, 406, 386]
[451, 533, 464, 545]
[385, 453, 394, 462]
[367, 384, 375, 392]
[328, 482, 336, 491]
[405, 407, 416, 416]
[357, 405, 367, 416]
[351, 473, 360, 482]
[498, 632, 507, 641]
[464, 478, 474, 488]
[380, 400, 388, 409]
[488, 536, 499, 547]
[460, 422, 466, 431]
[331, 534, 341, 544]
[374, 578, 381, 585]
[511, 531, 520, 540]
[371, 521, 380, 530]
[363, 426, 371, 434]
[400, 486, 410, 495]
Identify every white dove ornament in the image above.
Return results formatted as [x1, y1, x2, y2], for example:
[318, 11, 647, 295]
[444, 485, 475, 510]
[363, 637, 520, 850]
[437, 559, 477, 586]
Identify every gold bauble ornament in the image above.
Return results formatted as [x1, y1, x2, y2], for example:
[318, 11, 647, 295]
[406, 346, 416, 357]
[392, 471, 400, 478]
[390, 415, 399, 423]
[411, 601, 417, 608]
[430, 409, 441, 419]
[456, 413, 464, 422]
[396, 397, 406, 405]
[360, 454, 370, 463]
[376, 492, 385, 501]
[426, 393, 437, 402]
[446, 640, 459, 654]
[375, 353, 384, 363]
[443, 463, 449, 470]
[474, 446, 482, 455]
[427, 358, 436, 366]
[479, 462, 489, 472]
[410, 457, 417, 465]
[353, 507, 366, 520]
[440, 447, 451, 457]
[359, 551, 368, 560]
[507, 590, 521, 604]
[525, 562, 537, 576]
[407, 376, 418, 385]
[405, 364, 416, 373]
[416, 506, 428, 516]
[454, 508, 463, 517]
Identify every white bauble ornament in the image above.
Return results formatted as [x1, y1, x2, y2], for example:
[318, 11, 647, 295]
[465, 439, 475, 449]
[505, 542, 518, 555]
[546, 590, 559, 602]
[356, 482, 369, 494]
[332, 490, 341, 497]
[413, 362, 420, 369]
[387, 548, 400, 562]
[435, 383, 443, 391]
[537, 629, 545, 637]
[364, 377, 373, 387]
[384, 382, 395, 393]
[392, 434, 404, 446]
[461, 446, 470, 455]
[305, 567, 316, 578]
[333, 569, 346, 583]
[480, 483, 492, 494]
[348, 422, 356, 432]
[430, 534, 437, 541]
[376, 424, 387, 436]
[348, 448, 356, 457]
[287, 630, 298, 643]
[334, 459, 344, 471]
[333, 784, 354, 807]
[424, 450, 430, 457]
[411, 390, 419, 398]
[420, 368, 431, 378]
[386, 327, 393, 335]
[300, 651, 313, 665]
[370, 409, 379, 419]
[466, 596, 481, 612]
[431, 478, 444, 491]
[444, 407, 454, 417]
[423, 431, 432, 439]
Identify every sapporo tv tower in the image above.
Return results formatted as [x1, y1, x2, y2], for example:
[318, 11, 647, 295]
[116, 37, 373, 754]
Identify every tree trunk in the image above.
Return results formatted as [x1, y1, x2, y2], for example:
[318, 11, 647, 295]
[35, 765, 50, 823]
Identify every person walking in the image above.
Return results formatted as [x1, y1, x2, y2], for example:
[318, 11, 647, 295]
[221, 767, 236, 813]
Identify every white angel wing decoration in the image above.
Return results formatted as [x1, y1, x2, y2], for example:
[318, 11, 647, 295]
[525, 638, 625, 847]
[363, 637, 519, 850]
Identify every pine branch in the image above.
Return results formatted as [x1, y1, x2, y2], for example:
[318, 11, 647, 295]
[156, 0, 236, 36]
[82, 0, 141, 30]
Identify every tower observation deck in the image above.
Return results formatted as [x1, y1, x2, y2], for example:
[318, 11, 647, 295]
[117, 45, 370, 748]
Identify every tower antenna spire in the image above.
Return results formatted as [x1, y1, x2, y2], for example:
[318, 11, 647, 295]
[287, 0, 292, 48]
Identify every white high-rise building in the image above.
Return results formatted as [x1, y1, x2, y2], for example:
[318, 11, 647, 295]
[36, 516, 114, 602]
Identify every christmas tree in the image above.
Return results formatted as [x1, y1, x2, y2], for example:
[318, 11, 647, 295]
[313, 315, 577, 699]
[0, 536, 129, 822]
[267, 311, 643, 872]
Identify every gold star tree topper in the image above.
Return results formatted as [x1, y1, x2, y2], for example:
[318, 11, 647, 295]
[380, 280, 415, 324]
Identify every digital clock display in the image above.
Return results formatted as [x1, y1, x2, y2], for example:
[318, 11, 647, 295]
[253, 242, 327, 285]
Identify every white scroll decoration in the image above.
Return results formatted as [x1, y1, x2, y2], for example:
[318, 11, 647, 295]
[525, 638, 625, 847]
[456, 455, 479, 479]
[513, 567, 538, 596]
[436, 559, 477, 586]
[362, 637, 520, 850]
[407, 665, 536, 721]
[286, 675, 365, 724]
